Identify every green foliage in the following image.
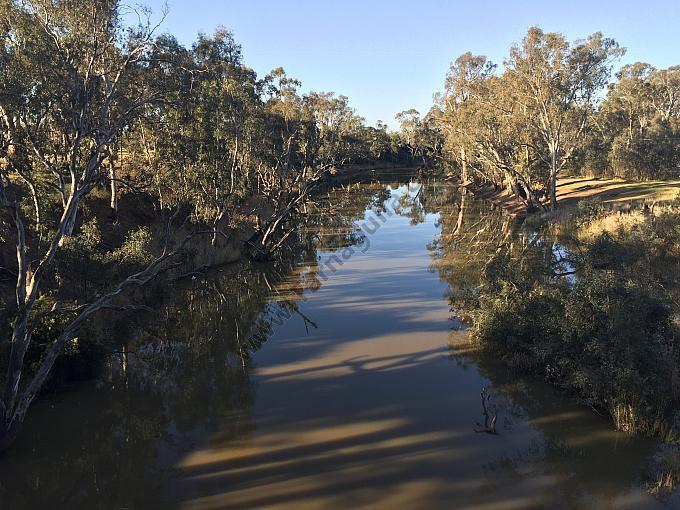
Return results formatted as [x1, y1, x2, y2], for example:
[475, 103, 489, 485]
[575, 199, 606, 227]
[109, 227, 153, 266]
[126, 34, 407, 225]
[588, 64, 680, 179]
[438, 28, 623, 209]
[609, 122, 679, 179]
[436, 32, 680, 189]
[79, 218, 103, 250]
[394, 108, 443, 164]
[472, 223, 680, 436]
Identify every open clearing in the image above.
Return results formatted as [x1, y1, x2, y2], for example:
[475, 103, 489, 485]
[557, 177, 680, 208]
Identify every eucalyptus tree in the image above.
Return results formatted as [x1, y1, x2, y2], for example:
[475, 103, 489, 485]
[128, 33, 196, 209]
[439, 53, 541, 207]
[177, 29, 262, 226]
[365, 120, 392, 161]
[304, 92, 367, 169]
[418, 108, 445, 164]
[126, 28, 265, 231]
[264, 67, 304, 178]
[395, 108, 443, 164]
[395, 109, 420, 147]
[470, 74, 540, 203]
[119, 29, 251, 219]
[649, 66, 680, 121]
[598, 63, 680, 179]
[0, 0, 179, 451]
[505, 28, 623, 209]
[440, 53, 498, 184]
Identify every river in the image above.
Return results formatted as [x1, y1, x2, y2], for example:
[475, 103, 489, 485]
[0, 174, 671, 509]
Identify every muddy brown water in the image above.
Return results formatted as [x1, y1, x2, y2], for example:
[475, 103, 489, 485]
[0, 177, 672, 509]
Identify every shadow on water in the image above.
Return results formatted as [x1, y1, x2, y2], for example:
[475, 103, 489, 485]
[0, 176, 670, 509]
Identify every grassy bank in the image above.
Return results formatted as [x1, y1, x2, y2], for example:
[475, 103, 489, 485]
[557, 177, 680, 208]
[464, 176, 680, 219]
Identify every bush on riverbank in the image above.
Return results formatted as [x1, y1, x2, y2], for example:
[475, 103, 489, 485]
[471, 206, 680, 437]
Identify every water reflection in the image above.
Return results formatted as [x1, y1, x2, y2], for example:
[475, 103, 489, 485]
[0, 174, 670, 509]
[0, 177, 397, 509]
[450, 337, 660, 509]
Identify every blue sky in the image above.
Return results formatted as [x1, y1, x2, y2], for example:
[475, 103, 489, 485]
[140, 0, 680, 128]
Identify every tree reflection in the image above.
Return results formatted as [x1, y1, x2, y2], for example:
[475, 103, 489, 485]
[434, 187, 677, 506]
[0, 175, 397, 509]
[426, 184, 515, 323]
[449, 340, 658, 508]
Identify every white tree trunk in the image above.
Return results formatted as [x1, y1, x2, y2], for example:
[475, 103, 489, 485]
[109, 159, 118, 214]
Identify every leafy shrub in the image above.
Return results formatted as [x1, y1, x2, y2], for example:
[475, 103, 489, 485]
[472, 229, 680, 436]
[109, 227, 154, 266]
[575, 199, 606, 228]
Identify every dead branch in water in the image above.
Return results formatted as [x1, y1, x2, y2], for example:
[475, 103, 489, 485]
[474, 387, 498, 435]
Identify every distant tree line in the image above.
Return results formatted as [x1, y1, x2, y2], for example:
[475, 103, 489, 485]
[419, 27, 680, 211]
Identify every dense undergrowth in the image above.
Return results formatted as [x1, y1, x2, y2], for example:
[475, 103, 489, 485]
[471, 199, 680, 438]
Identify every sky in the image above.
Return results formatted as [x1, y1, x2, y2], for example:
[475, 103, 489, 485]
[138, 0, 680, 129]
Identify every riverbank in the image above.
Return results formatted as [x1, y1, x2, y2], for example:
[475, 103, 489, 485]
[467, 193, 680, 432]
[2, 175, 676, 508]
[460, 181, 529, 218]
[461, 176, 680, 220]
[0, 164, 419, 280]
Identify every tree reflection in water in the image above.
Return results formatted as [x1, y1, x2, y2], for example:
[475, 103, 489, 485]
[0, 176, 398, 509]
[2, 174, 672, 509]
[429, 184, 667, 508]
